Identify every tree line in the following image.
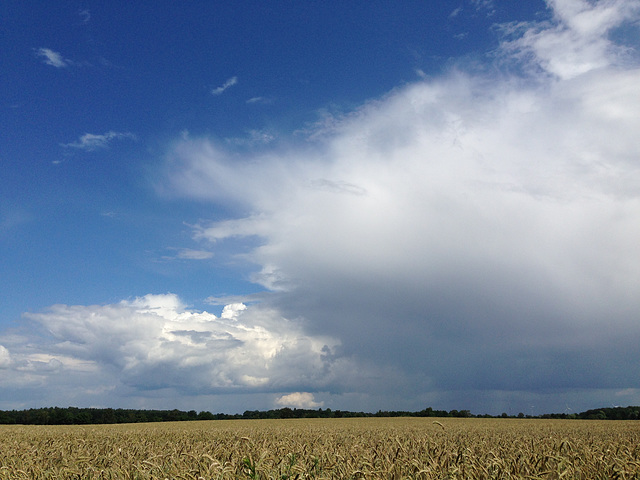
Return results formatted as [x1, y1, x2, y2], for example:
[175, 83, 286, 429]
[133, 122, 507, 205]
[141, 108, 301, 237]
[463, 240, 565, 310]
[0, 405, 638, 425]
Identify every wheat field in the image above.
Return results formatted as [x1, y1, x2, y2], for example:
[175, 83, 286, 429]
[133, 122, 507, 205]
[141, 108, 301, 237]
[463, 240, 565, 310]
[1, 417, 639, 479]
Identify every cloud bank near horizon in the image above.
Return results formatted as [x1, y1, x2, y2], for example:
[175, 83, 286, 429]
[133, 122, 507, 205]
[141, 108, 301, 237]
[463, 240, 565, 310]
[3, 0, 640, 414]
[0, 294, 370, 410]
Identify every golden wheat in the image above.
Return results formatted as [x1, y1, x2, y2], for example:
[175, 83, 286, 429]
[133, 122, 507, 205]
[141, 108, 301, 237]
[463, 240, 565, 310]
[1, 417, 639, 479]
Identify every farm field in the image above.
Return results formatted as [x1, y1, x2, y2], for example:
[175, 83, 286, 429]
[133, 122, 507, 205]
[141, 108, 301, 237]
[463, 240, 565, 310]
[1, 417, 639, 479]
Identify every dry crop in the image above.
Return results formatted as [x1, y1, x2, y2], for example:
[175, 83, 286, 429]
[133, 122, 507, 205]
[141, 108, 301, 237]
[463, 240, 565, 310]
[1, 417, 639, 479]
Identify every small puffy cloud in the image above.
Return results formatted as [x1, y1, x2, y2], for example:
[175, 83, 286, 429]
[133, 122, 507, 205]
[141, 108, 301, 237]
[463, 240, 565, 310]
[276, 392, 323, 409]
[220, 303, 247, 319]
[62, 131, 136, 151]
[212, 77, 238, 95]
[36, 48, 70, 68]
[220, 303, 247, 320]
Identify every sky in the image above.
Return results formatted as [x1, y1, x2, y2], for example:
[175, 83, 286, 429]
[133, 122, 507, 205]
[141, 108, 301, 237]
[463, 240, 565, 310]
[1, 0, 640, 416]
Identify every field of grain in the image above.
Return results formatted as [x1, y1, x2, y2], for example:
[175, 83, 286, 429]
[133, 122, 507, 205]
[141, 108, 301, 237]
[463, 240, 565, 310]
[1, 417, 639, 479]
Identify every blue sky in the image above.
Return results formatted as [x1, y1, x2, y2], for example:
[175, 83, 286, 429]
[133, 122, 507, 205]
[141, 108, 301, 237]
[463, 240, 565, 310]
[2, 0, 640, 415]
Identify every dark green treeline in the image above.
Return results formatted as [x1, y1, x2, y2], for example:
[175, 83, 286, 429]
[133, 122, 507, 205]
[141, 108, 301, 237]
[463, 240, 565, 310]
[0, 405, 638, 425]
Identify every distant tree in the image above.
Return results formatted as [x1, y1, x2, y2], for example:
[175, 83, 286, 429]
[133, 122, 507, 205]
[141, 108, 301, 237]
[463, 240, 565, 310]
[198, 411, 215, 420]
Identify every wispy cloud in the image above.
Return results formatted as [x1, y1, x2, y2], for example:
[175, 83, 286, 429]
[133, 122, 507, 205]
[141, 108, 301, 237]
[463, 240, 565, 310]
[35, 48, 71, 68]
[246, 96, 274, 105]
[176, 248, 214, 260]
[449, 6, 463, 18]
[79, 9, 91, 23]
[471, 0, 495, 16]
[211, 76, 238, 96]
[61, 131, 136, 151]
[225, 129, 276, 147]
[162, 248, 214, 260]
[0, 208, 31, 235]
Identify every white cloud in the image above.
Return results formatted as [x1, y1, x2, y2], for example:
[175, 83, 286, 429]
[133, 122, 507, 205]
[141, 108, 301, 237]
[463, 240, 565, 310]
[449, 7, 463, 18]
[471, 0, 495, 16]
[212, 76, 238, 95]
[0, 294, 357, 402]
[159, 0, 640, 413]
[36, 48, 70, 68]
[500, 0, 640, 79]
[225, 129, 276, 147]
[220, 303, 247, 319]
[62, 131, 136, 151]
[0, 345, 11, 368]
[276, 392, 323, 409]
[175, 248, 214, 260]
[246, 96, 274, 105]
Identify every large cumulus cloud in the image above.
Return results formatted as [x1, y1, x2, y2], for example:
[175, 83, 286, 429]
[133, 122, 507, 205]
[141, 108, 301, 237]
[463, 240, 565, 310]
[162, 0, 640, 412]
